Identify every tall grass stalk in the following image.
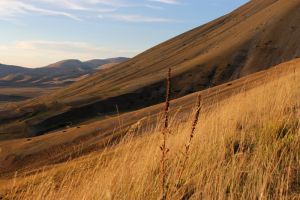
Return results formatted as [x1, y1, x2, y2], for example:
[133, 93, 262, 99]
[160, 68, 171, 200]
[176, 94, 202, 185]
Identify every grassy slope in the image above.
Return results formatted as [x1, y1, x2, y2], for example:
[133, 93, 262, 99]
[1, 0, 300, 138]
[0, 87, 59, 104]
[0, 59, 297, 176]
[1, 58, 300, 199]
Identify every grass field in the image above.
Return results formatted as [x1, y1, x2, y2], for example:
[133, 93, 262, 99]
[1, 64, 299, 200]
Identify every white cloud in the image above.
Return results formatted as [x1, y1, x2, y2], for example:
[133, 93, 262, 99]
[0, 40, 140, 67]
[101, 14, 175, 23]
[0, 0, 81, 21]
[13, 40, 139, 54]
[148, 0, 180, 4]
[15, 40, 93, 51]
[35, 0, 87, 10]
[145, 4, 164, 10]
[0, 0, 128, 22]
[0, 0, 180, 23]
[86, 0, 135, 7]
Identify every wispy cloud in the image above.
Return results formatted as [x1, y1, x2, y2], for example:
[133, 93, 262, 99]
[0, 40, 140, 67]
[99, 14, 176, 23]
[0, 0, 180, 23]
[13, 40, 139, 54]
[86, 0, 136, 7]
[0, 0, 81, 21]
[145, 4, 164, 10]
[148, 0, 180, 4]
[36, 0, 88, 10]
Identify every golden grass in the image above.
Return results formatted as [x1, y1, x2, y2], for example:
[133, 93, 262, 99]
[2, 69, 300, 200]
[176, 94, 202, 190]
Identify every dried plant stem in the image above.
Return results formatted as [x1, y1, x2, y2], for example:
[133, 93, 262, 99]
[160, 68, 171, 200]
[177, 94, 202, 185]
[187, 94, 202, 149]
[164, 68, 171, 129]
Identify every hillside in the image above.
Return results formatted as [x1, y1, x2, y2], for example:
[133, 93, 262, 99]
[0, 0, 299, 139]
[0, 57, 128, 87]
[0, 58, 298, 174]
[0, 58, 299, 199]
[0, 87, 58, 104]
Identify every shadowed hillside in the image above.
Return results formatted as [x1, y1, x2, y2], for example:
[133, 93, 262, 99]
[0, 0, 299, 139]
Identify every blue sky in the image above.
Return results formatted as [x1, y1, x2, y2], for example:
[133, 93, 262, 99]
[0, 0, 248, 67]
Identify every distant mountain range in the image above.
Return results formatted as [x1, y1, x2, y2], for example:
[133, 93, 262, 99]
[0, 57, 129, 87]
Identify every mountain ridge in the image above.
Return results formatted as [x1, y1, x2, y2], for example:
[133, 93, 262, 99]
[0, 57, 129, 87]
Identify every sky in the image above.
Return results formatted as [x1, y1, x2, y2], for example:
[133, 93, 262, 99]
[0, 0, 248, 68]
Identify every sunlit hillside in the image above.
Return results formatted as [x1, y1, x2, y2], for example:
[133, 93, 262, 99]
[1, 61, 299, 200]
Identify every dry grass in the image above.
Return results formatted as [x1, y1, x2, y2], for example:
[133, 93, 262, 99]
[176, 94, 202, 189]
[1, 70, 300, 200]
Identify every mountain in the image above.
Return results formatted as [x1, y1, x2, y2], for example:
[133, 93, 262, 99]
[0, 0, 299, 139]
[0, 57, 128, 87]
